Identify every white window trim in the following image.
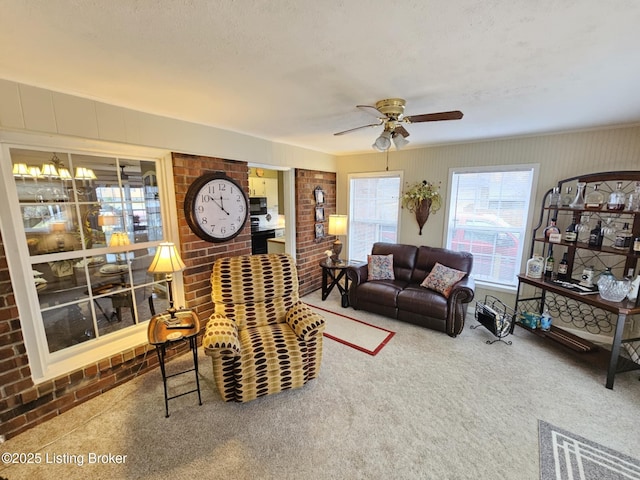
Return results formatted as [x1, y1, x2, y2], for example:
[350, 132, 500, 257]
[444, 163, 539, 291]
[0, 131, 175, 382]
[347, 170, 403, 262]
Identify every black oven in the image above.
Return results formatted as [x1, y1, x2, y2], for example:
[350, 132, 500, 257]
[249, 197, 268, 215]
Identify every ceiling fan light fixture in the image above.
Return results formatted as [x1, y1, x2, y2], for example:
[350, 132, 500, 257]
[373, 131, 392, 151]
[392, 132, 409, 150]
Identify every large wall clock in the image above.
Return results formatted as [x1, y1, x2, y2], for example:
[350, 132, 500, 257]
[184, 171, 249, 243]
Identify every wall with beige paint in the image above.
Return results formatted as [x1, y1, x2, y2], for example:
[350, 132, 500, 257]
[336, 125, 640, 305]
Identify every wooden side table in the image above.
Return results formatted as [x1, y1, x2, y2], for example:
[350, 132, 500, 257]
[147, 309, 202, 417]
[319, 259, 362, 307]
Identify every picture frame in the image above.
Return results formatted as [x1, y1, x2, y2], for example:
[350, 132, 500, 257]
[314, 186, 325, 205]
[315, 222, 325, 239]
[315, 206, 325, 222]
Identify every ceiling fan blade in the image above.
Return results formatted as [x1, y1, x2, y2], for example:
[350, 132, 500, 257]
[395, 125, 410, 138]
[334, 122, 382, 136]
[404, 110, 464, 123]
[357, 104, 386, 119]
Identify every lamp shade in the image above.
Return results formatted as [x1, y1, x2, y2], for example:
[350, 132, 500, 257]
[148, 242, 186, 274]
[392, 133, 410, 150]
[12, 163, 29, 177]
[98, 215, 119, 227]
[109, 232, 130, 247]
[50, 222, 67, 233]
[58, 167, 72, 180]
[328, 214, 348, 236]
[75, 167, 93, 180]
[373, 131, 392, 152]
[28, 166, 42, 178]
[41, 163, 59, 177]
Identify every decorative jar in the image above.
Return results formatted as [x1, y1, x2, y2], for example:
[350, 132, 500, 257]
[598, 275, 631, 302]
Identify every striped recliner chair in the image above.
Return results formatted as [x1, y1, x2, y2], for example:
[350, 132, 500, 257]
[202, 253, 325, 402]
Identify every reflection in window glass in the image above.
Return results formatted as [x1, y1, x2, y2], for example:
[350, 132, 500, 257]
[42, 301, 94, 353]
[10, 148, 166, 358]
[446, 167, 535, 288]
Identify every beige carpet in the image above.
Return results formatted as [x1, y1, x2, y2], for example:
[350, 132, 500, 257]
[307, 303, 395, 355]
[1, 288, 639, 480]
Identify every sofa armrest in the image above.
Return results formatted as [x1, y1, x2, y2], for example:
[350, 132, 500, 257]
[202, 313, 241, 358]
[286, 302, 326, 340]
[346, 263, 368, 287]
[445, 276, 475, 337]
[448, 276, 475, 305]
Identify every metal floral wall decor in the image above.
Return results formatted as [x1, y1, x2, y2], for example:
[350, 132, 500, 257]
[401, 180, 442, 235]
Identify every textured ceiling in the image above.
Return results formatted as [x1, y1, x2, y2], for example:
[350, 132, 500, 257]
[1, 1, 640, 155]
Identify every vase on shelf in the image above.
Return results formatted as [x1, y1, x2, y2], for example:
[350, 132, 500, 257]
[569, 182, 586, 208]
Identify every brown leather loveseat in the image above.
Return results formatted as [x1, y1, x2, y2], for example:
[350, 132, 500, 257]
[346, 242, 475, 337]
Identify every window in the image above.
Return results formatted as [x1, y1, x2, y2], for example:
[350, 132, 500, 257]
[348, 172, 402, 262]
[1, 142, 171, 381]
[445, 165, 537, 289]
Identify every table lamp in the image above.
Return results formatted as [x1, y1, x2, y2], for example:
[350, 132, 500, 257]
[328, 214, 348, 263]
[109, 232, 130, 285]
[147, 242, 186, 321]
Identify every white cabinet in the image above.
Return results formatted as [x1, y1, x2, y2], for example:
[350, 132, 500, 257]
[249, 177, 266, 197]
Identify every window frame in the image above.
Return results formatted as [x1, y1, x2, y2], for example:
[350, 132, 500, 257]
[444, 164, 539, 291]
[347, 171, 403, 262]
[0, 131, 175, 382]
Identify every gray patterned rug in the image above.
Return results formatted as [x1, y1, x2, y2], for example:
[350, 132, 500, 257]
[539, 420, 640, 480]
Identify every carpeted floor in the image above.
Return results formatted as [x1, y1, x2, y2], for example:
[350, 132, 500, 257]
[1, 289, 639, 480]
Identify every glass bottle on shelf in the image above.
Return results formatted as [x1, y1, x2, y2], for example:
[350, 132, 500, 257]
[557, 252, 568, 281]
[626, 181, 640, 212]
[543, 217, 560, 240]
[561, 186, 573, 207]
[564, 217, 577, 242]
[607, 182, 626, 211]
[588, 220, 603, 247]
[544, 247, 555, 279]
[584, 183, 604, 210]
[613, 222, 633, 250]
[569, 182, 586, 208]
[548, 187, 561, 207]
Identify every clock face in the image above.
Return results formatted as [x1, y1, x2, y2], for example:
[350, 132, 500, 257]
[184, 172, 249, 243]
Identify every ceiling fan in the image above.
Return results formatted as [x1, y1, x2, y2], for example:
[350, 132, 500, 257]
[334, 98, 463, 151]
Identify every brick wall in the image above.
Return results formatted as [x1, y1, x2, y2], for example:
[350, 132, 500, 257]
[0, 228, 189, 439]
[295, 168, 337, 295]
[0, 157, 335, 440]
[171, 152, 252, 319]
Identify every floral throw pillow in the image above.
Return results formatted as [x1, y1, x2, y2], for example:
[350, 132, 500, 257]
[421, 262, 466, 298]
[367, 254, 395, 281]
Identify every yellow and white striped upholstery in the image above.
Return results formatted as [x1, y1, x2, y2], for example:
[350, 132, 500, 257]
[203, 253, 325, 402]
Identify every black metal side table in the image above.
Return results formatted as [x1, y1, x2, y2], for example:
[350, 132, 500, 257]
[319, 259, 362, 307]
[147, 309, 202, 417]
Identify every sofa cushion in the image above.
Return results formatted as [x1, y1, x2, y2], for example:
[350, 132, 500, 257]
[371, 243, 418, 283]
[421, 262, 467, 298]
[397, 285, 448, 319]
[353, 279, 405, 307]
[367, 254, 395, 280]
[411, 246, 473, 284]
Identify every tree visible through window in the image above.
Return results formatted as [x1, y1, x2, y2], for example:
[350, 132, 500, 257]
[348, 173, 401, 262]
[445, 166, 537, 288]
